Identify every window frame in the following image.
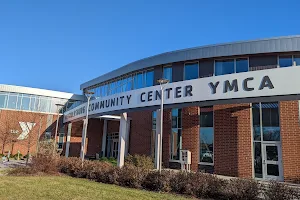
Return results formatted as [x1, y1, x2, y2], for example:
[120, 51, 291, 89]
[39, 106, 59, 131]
[214, 57, 249, 76]
[199, 108, 214, 166]
[184, 61, 199, 80]
[278, 54, 300, 68]
[163, 65, 172, 83]
[170, 108, 182, 162]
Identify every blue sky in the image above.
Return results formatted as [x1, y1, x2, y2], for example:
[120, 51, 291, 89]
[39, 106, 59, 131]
[0, 0, 299, 94]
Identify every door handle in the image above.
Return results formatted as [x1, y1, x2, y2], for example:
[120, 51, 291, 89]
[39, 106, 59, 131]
[263, 160, 266, 164]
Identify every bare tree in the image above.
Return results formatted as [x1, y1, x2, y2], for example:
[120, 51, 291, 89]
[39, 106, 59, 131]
[0, 110, 20, 154]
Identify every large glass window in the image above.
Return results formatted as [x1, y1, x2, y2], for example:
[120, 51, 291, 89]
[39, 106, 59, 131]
[0, 93, 8, 108]
[215, 59, 234, 76]
[170, 108, 182, 160]
[184, 63, 199, 80]
[279, 56, 293, 67]
[200, 107, 214, 164]
[146, 71, 154, 87]
[7, 94, 18, 109]
[163, 66, 172, 83]
[21, 94, 30, 111]
[252, 102, 280, 178]
[39, 98, 51, 113]
[236, 58, 249, 73]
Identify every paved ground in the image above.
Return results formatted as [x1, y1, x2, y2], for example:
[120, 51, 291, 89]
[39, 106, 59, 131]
[0, 160, 27, 170]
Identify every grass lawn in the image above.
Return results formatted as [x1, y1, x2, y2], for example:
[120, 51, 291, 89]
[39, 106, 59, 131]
[0, 176, 191, 200]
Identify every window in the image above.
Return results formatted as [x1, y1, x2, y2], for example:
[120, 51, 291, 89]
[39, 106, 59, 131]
[279, 56, 293, 67]
[163, 66, 172, 83]
[151, 111, 156, 157]
[215, 59, 234, 76]
[146, 71, 154, 87]
[7, 94, 18, 109]
[294, 55, 300, 66]
[236, 58, 249, 73]
[21, 95, 30, 111]
[0, 93, 8, 108]
[184, 63, 198, 80]
[170, 108, 182, 160]
[279, 55, 300, 68]
[252, 102, 280, 178]
[39, 97, 51, 113]
[200, 107, 214, 164]
[134, 73, 144, 89]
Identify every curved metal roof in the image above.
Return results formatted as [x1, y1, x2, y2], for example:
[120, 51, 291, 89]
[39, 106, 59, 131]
[0, 84, 85, 101]
[80, 35, 300, 90]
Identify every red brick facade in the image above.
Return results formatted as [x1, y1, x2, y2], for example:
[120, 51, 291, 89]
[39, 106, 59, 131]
[128, 110, 152, 156]
[182, 106, 199, 171]
[280, 101, 300, 182]
[0, 109, 59, 155]
[61, 101, 300, 182]
[214, 104, 252, 178]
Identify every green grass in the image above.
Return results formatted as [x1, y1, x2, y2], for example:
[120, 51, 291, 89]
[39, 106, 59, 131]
[0, 176, 191, 200]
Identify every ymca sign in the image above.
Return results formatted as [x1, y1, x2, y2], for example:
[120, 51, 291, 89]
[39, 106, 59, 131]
[64, 67, 300, 123]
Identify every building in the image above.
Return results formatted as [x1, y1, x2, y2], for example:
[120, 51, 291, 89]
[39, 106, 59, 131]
[0, 84, 84, 156]
[65, 35, 300, 183]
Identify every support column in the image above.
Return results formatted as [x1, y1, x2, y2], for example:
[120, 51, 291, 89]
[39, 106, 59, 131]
[117, 112, 128, 167]
[65, 123, 72, 158]
[154, 109, 161, 170]
[80, 119, 87, 159]
[101, 119, 107, 157]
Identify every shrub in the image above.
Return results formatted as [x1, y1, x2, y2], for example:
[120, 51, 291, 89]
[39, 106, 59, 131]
[170, 171, 195, 195]
[31, 153, 59, 174]
[125, 154, 153, 169]
[264, 181, 300, 200]
[117, 165, 148, 189]
[7, 167, 36, 176]
[142, 170, 171, 192]
[224, 178, 261, 200]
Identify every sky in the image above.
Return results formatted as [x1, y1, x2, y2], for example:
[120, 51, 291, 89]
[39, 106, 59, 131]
[0, 0, 299, 94]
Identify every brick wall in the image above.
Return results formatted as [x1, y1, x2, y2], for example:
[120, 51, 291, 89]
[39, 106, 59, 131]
[182, 106, 199, 171]
[280, 100, 300, 182]
[107, 120, 120, 133]
[86, 118, 103, 156]
[0, 109, 56, 155]
[128, 110, 152, 156]
[68, 120, 83, 157]
[214, 104, 252, 178]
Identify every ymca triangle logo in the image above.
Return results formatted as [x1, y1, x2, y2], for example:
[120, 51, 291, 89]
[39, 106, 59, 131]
[17, 122, 36, 140]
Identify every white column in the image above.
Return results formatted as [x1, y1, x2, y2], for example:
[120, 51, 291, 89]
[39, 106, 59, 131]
[117, 112, 128, 167]
[101, 119, 108, 157]
[154, 109, 161, 170]
[125, 119, 130, 156]
[80, 119, 86, 159]
[65, 123, 72, 158]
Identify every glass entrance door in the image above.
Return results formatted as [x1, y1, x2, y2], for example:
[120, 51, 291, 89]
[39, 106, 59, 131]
[262, 143, 283, 181]
[106, 132, 119, 158]
[111, 139, 119, 158]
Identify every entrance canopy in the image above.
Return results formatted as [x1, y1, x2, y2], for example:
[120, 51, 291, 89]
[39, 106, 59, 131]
[64, 67, 300, 123]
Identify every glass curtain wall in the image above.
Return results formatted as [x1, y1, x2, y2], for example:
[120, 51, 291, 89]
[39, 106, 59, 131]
[0, 92, 79, 114]
[88, 69, 154, 98]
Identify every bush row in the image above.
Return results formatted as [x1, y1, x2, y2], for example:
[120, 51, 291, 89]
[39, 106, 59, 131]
[56, 157, 300, 200]
[9, 155, 300, 200]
